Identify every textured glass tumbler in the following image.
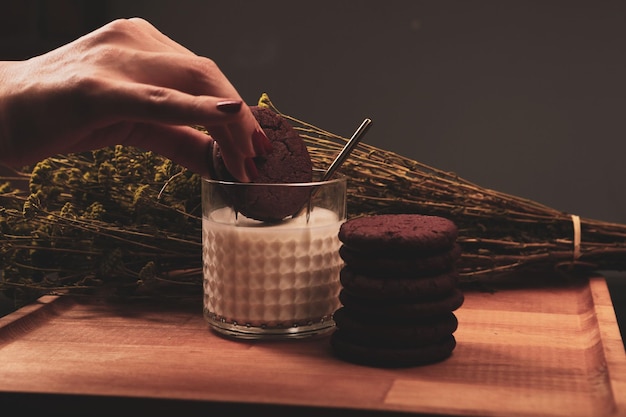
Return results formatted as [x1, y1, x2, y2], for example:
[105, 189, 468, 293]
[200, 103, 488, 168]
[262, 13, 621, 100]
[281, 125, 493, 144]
[201, 174, 347, 340]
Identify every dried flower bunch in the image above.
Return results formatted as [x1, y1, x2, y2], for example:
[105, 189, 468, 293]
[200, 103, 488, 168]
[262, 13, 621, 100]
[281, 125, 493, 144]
[0, 146, 203, 305]
[266, 93, 626, 277]
[1, 93, 625, 305]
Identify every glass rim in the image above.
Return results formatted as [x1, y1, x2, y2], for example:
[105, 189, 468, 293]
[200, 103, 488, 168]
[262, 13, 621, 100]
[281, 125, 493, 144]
[202, 169, 347, 187]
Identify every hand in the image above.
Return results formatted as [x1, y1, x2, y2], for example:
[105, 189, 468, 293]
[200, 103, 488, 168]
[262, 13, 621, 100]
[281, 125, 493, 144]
[0, 18, 267, 181]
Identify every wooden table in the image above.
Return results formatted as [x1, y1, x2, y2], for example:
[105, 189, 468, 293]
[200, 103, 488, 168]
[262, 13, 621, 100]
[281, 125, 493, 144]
[0, 274, 624, 417]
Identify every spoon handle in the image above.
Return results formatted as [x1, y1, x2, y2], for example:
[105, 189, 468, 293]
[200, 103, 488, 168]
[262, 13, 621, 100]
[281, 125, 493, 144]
[296, 117, 373, 221]
[322, 118, 372, 181]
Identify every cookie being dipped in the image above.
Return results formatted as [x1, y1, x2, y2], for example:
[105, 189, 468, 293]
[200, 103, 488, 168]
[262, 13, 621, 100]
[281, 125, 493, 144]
[211, 106, 314, 222]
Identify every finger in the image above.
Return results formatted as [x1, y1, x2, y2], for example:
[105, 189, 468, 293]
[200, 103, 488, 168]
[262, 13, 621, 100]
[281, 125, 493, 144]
[93, 82, 258, 179]
[211, 103, 266, 183]
[85, 82, 258, 182]
[92, 81, 244, 129]
[226, 102, 261, 155]
[207, 124, 251, 182]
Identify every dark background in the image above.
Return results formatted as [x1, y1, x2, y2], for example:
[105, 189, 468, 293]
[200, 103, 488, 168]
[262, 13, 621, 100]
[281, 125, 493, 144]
[1, 0, 625, 342]
[106, 0, 626, 225]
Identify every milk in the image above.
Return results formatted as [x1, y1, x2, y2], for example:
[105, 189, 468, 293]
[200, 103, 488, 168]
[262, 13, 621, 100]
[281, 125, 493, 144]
[202, 207, 344, 329]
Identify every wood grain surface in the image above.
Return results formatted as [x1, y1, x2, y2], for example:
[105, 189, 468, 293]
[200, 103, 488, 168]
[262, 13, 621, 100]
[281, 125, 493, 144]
[0, 274, 624, 417]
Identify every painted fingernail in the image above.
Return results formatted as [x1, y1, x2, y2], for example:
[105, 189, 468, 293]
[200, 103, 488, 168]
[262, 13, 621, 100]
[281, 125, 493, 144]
[216, 100, 243, 114]
[244, 157, 259, 180]
[252, 128, 273, 155]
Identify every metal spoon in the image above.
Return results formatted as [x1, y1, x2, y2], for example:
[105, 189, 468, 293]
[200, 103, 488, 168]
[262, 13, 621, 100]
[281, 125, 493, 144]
[321, 118, 372, 182]
[296, 117, 372, 220]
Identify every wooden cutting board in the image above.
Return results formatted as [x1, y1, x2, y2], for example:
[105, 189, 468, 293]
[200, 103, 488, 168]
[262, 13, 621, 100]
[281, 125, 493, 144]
[0, 274, 624, 417]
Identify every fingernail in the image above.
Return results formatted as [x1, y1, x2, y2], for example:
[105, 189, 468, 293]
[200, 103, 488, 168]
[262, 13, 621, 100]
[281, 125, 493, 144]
[216, 100, 243, 114]
[244, 157, 259, 180]
[252, 128, 273, 155]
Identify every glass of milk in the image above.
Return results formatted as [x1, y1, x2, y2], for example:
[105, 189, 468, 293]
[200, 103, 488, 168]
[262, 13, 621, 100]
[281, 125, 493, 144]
[201, 173, 347, 339]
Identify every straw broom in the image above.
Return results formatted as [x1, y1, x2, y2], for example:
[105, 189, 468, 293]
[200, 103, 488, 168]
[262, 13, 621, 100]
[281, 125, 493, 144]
[1, 93, 625, 304]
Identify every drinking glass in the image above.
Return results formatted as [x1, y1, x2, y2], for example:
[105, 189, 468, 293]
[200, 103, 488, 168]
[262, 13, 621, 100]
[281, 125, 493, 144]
[201, 173, 347, 339]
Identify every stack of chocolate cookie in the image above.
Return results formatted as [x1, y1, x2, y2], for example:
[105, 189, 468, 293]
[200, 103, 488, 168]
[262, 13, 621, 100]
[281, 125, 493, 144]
[330, 214, 464, 367]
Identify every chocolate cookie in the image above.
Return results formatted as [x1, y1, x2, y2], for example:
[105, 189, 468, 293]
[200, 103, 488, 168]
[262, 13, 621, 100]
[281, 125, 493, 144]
[330, 331, 456, 368]
[333, 307, 458, 347]
[339, 266, 459, 300]
[338, 214, 458, 253]
[339, 244, 461, 276]
[339, 288, 465, 319]
[212, 106, 314, 222]
[331, 213, 462, 367]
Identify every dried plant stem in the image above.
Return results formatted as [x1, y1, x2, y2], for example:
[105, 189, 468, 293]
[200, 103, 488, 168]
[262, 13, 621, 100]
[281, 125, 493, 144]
[260, 93, 626, 278]
[1, 94, 626, 306]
